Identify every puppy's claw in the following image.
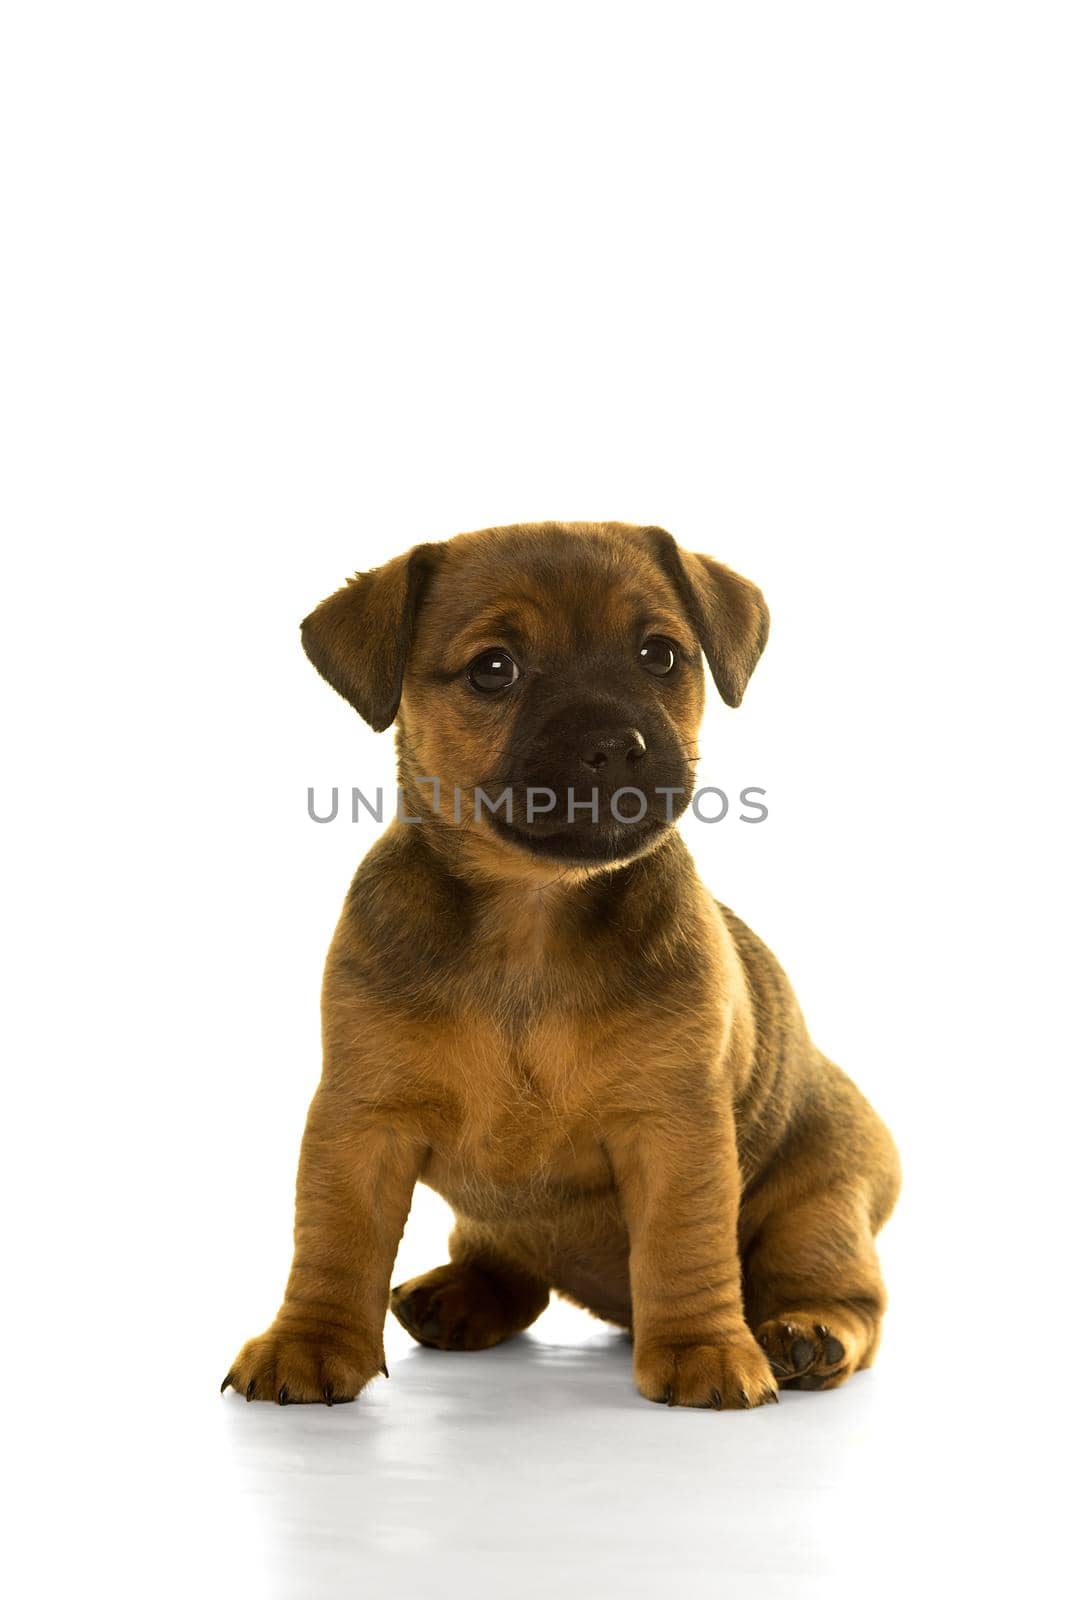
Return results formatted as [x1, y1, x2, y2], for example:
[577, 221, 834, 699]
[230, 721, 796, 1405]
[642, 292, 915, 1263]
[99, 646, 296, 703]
[323, 1383, 334, 1406]
[220, 1371, 235, 1395]
[245, 1379, 256, 1401]
[277, 1386, 290, 1406]
[708, 1388, 723, 1410]
[380, 1361, 390, 1379]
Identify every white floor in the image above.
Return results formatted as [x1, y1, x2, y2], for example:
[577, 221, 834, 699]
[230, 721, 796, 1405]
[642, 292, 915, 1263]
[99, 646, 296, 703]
[195, 1296, 1040, 1600]
[10, 1241, 1055, 1598]
[15, 1192, 1051, 1598]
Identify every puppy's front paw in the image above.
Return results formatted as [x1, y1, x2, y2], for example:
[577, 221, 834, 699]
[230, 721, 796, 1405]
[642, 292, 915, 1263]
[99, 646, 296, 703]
[634, 1332, 778, 1409]
[221, 1320, 386, 1406]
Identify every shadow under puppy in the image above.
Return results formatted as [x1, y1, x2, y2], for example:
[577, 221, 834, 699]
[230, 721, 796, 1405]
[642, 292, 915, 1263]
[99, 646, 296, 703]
[223, 522, 900, 1410]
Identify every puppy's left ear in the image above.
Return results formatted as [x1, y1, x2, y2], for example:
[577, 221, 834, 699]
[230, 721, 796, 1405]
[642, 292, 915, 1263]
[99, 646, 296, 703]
[301, 543, 441, 730]
[645, 527, 770, 707]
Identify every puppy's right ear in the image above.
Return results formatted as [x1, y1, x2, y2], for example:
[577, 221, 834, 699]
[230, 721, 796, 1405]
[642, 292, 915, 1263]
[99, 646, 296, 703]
[300, 544, 441, 731]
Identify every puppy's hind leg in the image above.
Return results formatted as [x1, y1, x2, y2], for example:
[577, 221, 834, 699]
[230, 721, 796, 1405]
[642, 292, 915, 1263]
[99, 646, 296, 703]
[391, 1224, 550, 1352]
[742, 1185, 891, 1391]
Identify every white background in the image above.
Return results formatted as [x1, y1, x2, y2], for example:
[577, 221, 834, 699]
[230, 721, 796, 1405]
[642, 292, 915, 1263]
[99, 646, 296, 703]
[3, 4, 1065, 1596]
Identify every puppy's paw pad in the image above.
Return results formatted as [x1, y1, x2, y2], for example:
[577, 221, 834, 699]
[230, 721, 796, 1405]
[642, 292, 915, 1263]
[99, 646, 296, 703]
[391, 1264, 515, 1351]
[755, 1314, 852, 1390]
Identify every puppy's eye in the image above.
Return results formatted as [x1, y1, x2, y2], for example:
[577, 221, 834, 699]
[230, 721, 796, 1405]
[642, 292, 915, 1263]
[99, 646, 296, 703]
[468, 648, 520, 693]
[639, 636, 677, 676]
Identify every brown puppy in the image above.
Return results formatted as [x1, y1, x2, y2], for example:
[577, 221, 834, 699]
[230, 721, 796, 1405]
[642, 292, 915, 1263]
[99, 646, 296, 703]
[223, 522, 900, 1410]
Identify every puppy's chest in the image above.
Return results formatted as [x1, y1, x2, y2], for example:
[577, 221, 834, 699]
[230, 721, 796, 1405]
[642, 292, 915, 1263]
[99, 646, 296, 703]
[420, 1016, 614, 1211]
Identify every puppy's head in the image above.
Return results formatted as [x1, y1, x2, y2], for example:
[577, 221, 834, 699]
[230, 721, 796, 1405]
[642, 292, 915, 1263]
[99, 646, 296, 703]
[302, 523, 768, 873]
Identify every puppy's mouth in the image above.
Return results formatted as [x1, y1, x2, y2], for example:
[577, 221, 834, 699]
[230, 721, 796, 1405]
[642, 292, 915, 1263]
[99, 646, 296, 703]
[490, 814, 667, 863]
[487, 807, 669, 865]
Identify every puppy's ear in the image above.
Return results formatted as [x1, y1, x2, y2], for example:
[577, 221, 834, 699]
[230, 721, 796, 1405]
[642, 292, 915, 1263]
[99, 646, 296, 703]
[301, 543, 440, 730]
[646, 527, 769, 707]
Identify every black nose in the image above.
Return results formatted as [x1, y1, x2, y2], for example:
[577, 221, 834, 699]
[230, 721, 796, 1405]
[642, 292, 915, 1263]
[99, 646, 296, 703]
[578, 727, 647, 778]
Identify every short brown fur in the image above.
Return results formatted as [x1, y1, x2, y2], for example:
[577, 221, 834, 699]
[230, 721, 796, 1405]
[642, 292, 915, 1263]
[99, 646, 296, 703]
[224, 522, 900, 1410]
